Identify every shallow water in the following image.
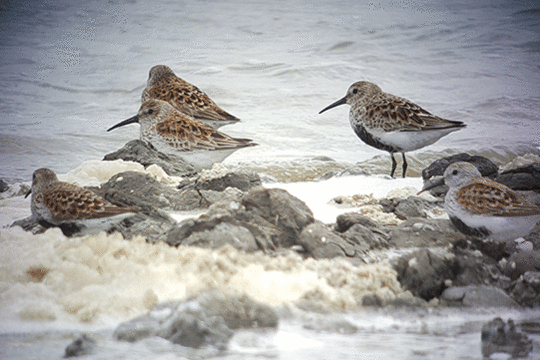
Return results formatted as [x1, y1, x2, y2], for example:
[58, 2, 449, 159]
[1, 0, 540, 182]
[1, 0, 540, 358]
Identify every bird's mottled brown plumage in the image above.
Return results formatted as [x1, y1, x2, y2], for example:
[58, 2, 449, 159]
[142, 65, 240, 129]
[29, 168, 137, 225]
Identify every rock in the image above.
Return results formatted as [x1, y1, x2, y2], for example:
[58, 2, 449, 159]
[113, 289, 278, 349]
[496, 161, 540, 192]
[502, 251, 540, 280]
[441, 285, 519, 307]
[481, 317, 533, 358]
[379, 196, 442, 220]
[451, 247, 510, 289]
[334, 212, 380, 233]
[11, 216, 53, 235]
[393, 249, 457, 300]
[342, 223, 388, 253]
[509, 271, 540, 307]
[0, 178, 8, 193]
[196, 170, 261, 192]
[93, 171, 205, 212]
[103, 140, 196, 177]
[386, 218, 466, 248]
[167, 187, 314, 251]
[422, 153, 498, 181]
[297, 222, 356, 259]
[64, 334, 96, 358]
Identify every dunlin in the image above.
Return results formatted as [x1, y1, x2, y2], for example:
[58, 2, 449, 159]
[319, 81, 466, 177]
[142, 65, 240, 129]
[108, 99, 257, 170]
[26, 168, 137, 227]
[420, 162, 540, 241]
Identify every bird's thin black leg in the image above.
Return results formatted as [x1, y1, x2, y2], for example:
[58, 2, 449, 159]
[401, 152, 407, 178]
[390, 153, 397, 178]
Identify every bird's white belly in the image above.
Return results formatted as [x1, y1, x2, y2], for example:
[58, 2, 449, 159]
[367, 127, 460, 152]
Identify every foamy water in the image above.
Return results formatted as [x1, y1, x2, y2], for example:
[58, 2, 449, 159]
[1, 0, 540, 182]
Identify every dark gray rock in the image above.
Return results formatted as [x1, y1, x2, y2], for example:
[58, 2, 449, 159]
[93, 171, 205, 212]
[297, 222, 356, 259]
[335, 212, 379, 233]
[103, 140, 196, 177]
[451, 247, 510, 289]
[0, 178, 8, 193]
[393, 249, 457, 300]
[386, 218, 466, 248]
[342, 223, 388, 253]
[196, 171, 261, 192]
[167, 187, 314, 251]
[441, 285, 519, 307]
[503, 251, 540, 281]
[11, 216, 52, 235]
[113, 289, 278, 349]
[481, 317, 533, 358]
[496, 162, 540, 192]
[422, 153, 498, 181]
[380, 196, 442, 220]
[64, 334, 96, 358]
[509, 271, 540, 307]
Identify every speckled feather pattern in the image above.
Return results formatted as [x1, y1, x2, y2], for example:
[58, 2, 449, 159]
[30, 168, 136, 224]
[346, 82, 465, 132]
[455, 175, 540, 217]
[139, 99, 255, 152]
[142, 65, 240, 128]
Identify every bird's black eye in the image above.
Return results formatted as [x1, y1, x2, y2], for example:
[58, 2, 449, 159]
[352, 89, 358, 94]
[452, 169, 458, 175]
[148, 109, 154, 115]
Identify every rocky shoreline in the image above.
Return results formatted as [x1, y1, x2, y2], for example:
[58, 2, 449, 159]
[4, 142, 540, 355]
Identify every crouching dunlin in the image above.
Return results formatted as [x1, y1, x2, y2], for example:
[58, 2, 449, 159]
[419, 162, 540, 242]
[26, 168, 138, 235]
[108, 99, 257, 170]
[142, 65, 240, 129]
[319, 81, 466, 177]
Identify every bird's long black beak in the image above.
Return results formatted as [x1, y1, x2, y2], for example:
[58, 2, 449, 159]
[417, 177, 446, 195]
[107, 115, 139, 132]
[319, 96, 347, 114]
[25, 188, 31, 198]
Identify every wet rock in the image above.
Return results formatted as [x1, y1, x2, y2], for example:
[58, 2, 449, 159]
[509, 271, 540, 307]
[94, 171, 205, 212]
[451, 247, 510, 289]
[393, 249, 457, 300]
[481, 317, 533, 358]
[502, 251, 540, 281]
[297, 222, 356, 259]
[64, 334, 96, 358]
[334, 212, 379, 233]
[11, 216, 52, 235]
[196, 171, 261, 192]
[113, 289, 278, 349]
[496, 161, 540, 192]
[167, 187, 314, 251]
[386, 218, 466, 248]
[379, 196, 442, 220]
[0, 178, 8, 193]
[342, 223, 389, 253]
[103, 139, 196, 177]
[441, 285, 519, 307]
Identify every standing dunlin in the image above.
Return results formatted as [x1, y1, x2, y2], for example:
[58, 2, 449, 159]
[108, 99, 257, 170]
[319, 81, 466, 177]
[420, 162, 540, 242]
[26, 168, 137, 228]
[142, 65, 240, 129]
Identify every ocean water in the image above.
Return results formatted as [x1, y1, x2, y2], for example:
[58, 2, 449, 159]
[1, 0, 540, 182]
[2, 0, 540, 359]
